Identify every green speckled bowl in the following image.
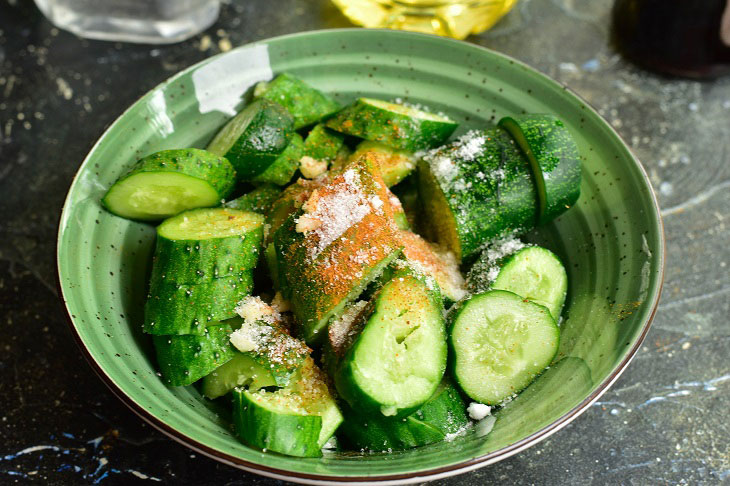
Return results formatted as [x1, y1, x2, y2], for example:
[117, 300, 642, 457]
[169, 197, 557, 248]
[57, 29, 664, 484]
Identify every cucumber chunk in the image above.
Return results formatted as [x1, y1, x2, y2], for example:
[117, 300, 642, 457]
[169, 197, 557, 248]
[151, 208, 264, 284]
[101, 149, 236, 221]
[449, 290, 559, 405]
[326, 98, 458, 152]
[223, 184, 282, 214]
[271, 155, 402, 343]
[232, 358, 343, 457]
[493, 246, 568, 320]
[498, 115, 581, 225]
[335, 274, 447, 418]
[417, 127, 537, 262]
[207, 98, 294, 181]
[202, 352, 278, 399]
[144, 272, 254, 335]
[254, 73, 341, 129]
[251, 133, 304, 186]
[338, 380, 468, 451]
[303, 124, 346, 164]
[153, 323, 235, 386]
[350, 140, 416, 187]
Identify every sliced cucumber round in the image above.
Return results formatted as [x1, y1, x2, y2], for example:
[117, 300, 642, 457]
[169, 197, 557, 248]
[493, 246, 568, 320]
[326, 98, 458, 152]
[153, 322, 235, 387]
[151, 208, 264, 285]
[498, 115, 581, 225]
[254, 73, 341, 130]
[231, 358, 343, 457]
[101, 148, 236, 221]
[207, 98, 294, 181]
[335, 274, 447, 418]
[449, 290, 559, 405]
[223, 184, 282, 214]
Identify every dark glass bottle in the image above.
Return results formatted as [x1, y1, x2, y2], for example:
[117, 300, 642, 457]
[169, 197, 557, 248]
[612, 0, 730, 78]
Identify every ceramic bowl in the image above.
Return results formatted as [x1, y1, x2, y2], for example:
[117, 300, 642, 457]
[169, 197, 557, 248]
[57, 29, 664, 484]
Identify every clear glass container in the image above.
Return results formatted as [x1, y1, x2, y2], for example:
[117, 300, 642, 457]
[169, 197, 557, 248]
[34, 0, 220, 44]
[330, 0, 518, 40]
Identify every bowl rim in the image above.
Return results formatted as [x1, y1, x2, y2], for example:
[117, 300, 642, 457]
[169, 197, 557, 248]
[56, 28, 665, 485]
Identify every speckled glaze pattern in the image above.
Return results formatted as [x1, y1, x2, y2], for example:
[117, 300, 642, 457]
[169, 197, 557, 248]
[56, 29, 663, 483]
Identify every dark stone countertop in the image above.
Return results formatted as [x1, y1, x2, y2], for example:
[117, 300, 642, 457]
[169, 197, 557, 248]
[1, 0, 728, 484]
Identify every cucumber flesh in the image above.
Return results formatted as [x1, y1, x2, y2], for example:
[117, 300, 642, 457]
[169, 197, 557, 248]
[449, 290, 559, 405]
[335, 274, 447, 417]
[493, 246, 568, 320]
[351, 140, 416, 187]
[102, 149, 236, 221]
[202, 352, 278, 399]
[158, 207, 264, 240]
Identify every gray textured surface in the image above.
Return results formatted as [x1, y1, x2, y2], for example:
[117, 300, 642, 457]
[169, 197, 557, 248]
[1, 0, 728, 484]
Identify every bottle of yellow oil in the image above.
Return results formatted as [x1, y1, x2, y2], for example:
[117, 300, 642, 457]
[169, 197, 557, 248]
[330, 0, 518, 39]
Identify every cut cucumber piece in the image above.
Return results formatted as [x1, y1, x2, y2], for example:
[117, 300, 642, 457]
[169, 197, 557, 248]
[466, 236, 527, 294]
[251, 133, 304, 186]
[264, 177, 322, 246]
[448, 290, 559, 405]
[498, 115, 581, 225]
[150, 208, 264, 284]
[232, 358, 343, 457]
[334, 274, 447, 418]
[153, 323, 234, 386]
[101, 149, 236, 222]
[351, 140, 416, 187]
[202, 352, 278, 399]
[254, 73, 341, 129]
[207, 98, 293, 181]
[223, 184, 282, 214]
[338, 379, 468, 451]
[302, 124, 346, 166]
[326, 98, 458, 152]
[418, 128, 537, 262]
[271, 155, 402, 343]
[493, 246, 568, 321]
[391, 175, 421, 231]
[144, 272, 254, 335]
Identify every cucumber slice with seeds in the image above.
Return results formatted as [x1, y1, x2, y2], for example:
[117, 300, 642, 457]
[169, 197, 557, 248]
[101, 149, 236, 221]
[493, 246, 568, 320]
[326, 98, 458, 152]
[232, 358, 343, 457]
[334, 274, 447, 418]
[153, 322, 235, 386]
[207, 98, 293, 181]
[498, 115, 581, 225]
[449, 290, 559, 405]
[254, 73, 341, 129]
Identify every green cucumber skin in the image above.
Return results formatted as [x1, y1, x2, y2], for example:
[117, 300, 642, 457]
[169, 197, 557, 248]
[223, 184, 282, 214]
[232, 388, 323, 458]
[303, 124, 346, 163]
[418, 127, 537, 262]
[325, 98, 458, 152]
[413, 380, 469, 436]
[333, 275, 447, 418]
[149, 225, 263, 285]
[153, 323, 235, 387]
[447, 290, 560, 405]
[143, 272, 254, 335]
[256, 73, 341, 130]
[251, 133, 304, 186]
[338, 402, 444, 451]
[101, 148, 236, 221]
[209, 99, 294, 181]
[498, 115, 581, 224]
